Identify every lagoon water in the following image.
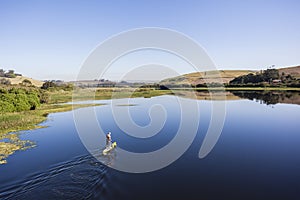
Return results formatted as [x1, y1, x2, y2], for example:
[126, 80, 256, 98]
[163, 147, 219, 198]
[1, 93, 300, 199]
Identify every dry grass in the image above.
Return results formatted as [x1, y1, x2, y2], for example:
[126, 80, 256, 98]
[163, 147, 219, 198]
[279, 65, 300, 79]
[161, 66, 300, 85]
[3, 75, 44, 87]
[161, 70, 255, 85]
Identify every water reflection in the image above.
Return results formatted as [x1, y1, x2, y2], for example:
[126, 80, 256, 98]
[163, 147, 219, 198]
[175, 90, 239, 100]
[230, 91, 300, 105]
[174, 90, 300, 106]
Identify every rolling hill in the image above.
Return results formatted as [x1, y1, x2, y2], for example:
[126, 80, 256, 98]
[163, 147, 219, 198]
[2, 76, 44, 87]
[160, 70, 256, 85]
[278, 65, 300, 79]
[160, 66, 300, 86]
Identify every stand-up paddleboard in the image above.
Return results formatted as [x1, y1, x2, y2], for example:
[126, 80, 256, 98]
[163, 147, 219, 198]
[103, 142, 117, 155]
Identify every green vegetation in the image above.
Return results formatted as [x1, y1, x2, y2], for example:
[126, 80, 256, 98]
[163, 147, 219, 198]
[224, 87, 300, 91]
[47, 87, 173, 104]
[0, 102, 101, 164]
[0, 103, 102, 135]
[107, 88, 173, 99]
[0, 88, 41, 112]
[228, 68, 300, 87]
[0, 86, 172, 135]
[41, 81, 74, 91]
[171, 87, 300, 91]
[0, 135, 34, 164]
[0, 84, 172, 164]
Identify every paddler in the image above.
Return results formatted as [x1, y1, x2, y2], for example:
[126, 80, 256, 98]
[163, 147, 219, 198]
[106, 132, 112, 148]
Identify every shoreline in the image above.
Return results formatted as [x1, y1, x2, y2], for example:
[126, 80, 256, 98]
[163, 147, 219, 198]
[1, 87, 299, 135]
[171, 87, 300, 91]
[1, 88, 299, 164]
[0, 103, 104, 164]
[0, 103, 103, 136]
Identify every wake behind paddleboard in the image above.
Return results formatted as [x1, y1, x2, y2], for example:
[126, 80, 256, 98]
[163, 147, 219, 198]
[103, 142, 117, 154]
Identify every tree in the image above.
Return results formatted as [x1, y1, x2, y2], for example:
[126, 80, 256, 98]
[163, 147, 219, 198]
[229, 69, 280, 85]
[41, 81, 57, 89]
[264, 69, 279, 82]
[38, 91, 49, 103]
[0, 88, 42, 113]
[5, 70, 16, 78]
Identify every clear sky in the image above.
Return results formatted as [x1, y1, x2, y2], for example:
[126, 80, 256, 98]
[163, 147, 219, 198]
[0, 0, 299, 80]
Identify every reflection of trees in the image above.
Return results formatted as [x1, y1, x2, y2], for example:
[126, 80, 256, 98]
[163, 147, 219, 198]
[231, 91, 300, 105]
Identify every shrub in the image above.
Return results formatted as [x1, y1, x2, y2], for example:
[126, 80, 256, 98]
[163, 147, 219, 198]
[0, 88, 43, 113]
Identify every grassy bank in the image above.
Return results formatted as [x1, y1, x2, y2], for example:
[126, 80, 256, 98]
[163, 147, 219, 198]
[0, 88, 173, 135]
[225, 87, 300, 91]
[0, 102, 102, 164]
[48, 88, 174, 103]
[1, 86, 298, 135]
[171, 87, 300, 91]
[1, 86, 299, 135]
[0, 87, 172, 164]
[0, 103, 102, 135]
[0, 86, 299, 164]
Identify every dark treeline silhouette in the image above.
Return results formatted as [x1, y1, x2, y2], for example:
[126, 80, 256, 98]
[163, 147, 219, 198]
[0, 69, 22, 78]
[231, 91, 300, 105]
[229, 68, 300, 87]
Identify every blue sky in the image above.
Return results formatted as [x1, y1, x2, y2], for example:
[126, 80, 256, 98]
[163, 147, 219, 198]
[0, 0, 299, 80]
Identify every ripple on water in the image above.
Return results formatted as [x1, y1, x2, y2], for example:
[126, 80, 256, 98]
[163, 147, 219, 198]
[0, 153, 119, 200]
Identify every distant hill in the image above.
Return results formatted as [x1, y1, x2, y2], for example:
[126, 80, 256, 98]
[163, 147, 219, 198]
[0, 69, 44, 87]
[2, 76, 44, 87]
[160, 66, 300, 86]
[278, 65, 300, 79]
[160, 70, 255, 86]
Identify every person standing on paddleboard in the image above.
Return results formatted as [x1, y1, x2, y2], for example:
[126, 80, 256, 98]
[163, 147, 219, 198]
[106, 132, 112, 148]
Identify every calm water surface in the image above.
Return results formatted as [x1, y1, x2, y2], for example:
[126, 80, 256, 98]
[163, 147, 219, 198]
[1, 94, 300, 199]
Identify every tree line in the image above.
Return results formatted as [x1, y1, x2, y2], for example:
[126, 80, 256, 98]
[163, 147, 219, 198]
[229, 69, 300, 87]
[0, 69, 21, 78]
[0, 80, 77, 113]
